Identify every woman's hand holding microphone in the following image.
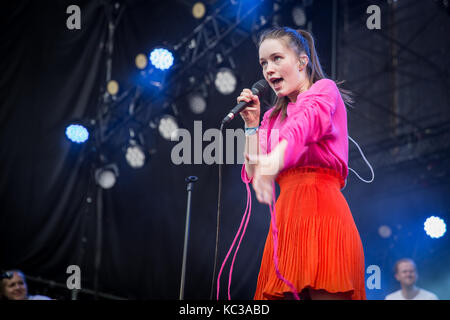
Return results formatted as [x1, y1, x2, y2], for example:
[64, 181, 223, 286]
[237, 88, 285, 205]
[237, 88, 260, 128]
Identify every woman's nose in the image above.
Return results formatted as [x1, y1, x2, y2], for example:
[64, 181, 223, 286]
[266, 62, 275, 74]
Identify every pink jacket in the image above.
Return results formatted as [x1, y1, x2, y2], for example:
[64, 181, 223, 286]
[242, 78, 349, 183]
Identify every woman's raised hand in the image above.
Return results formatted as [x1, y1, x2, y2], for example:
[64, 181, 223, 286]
[245, 140, 288, 205]
[237, 88, 260, 127]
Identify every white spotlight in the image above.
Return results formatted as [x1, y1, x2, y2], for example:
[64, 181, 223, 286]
[214, 68, 237, 95]
[424, 216, 447, 239]
[188, 93, 207, 114]
[149, 48, 174, 70]
[125, 144, 146, 169]
[95, 164, 119, 189]
[158, 115, 179, 140]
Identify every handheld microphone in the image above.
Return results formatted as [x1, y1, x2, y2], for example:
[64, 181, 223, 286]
[221, 79, 269, 125]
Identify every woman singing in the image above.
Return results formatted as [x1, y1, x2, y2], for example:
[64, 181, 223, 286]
[238, 27, 366, 300]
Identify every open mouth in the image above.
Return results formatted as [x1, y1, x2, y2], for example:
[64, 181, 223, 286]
[270, 77, 283, 85]
[270, 78, 283, 89]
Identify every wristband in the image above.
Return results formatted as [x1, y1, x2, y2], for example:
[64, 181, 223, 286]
[245, 126, 259, 136]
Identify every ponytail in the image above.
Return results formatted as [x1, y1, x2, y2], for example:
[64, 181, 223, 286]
[299, 29, 354, 108]
[297, 29, 325, 84]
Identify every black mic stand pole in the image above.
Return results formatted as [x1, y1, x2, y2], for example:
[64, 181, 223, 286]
[179, 176, 198, 300]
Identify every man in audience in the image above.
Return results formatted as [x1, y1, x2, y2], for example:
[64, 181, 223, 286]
[1, 270, 52, 300]
[385, 258, 438, 300]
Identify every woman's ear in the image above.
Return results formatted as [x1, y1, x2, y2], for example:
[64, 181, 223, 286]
[298, 55, 308, 70]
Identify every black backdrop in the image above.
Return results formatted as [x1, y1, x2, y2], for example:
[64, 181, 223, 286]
[1, 0, 320, 299]
[2, 0, 450, 301]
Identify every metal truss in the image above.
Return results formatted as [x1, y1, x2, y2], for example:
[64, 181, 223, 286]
[97, 0, 291, 154]
[167, 0, 289, 101]
[337, 0, 450, 188]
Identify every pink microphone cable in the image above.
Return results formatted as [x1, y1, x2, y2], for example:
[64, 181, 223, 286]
[217, 180, 300, 300]
[226, 183, 253, 300]
[216, 181, 252, 300]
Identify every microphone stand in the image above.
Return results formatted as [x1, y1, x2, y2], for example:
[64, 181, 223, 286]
[179, 176, 198, 300]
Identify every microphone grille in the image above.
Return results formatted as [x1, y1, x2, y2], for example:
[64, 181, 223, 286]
[252, 79, 269, 96]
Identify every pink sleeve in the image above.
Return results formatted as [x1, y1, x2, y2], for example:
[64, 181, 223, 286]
[281, 79, 338, 169]
[241, 108, 274, 183]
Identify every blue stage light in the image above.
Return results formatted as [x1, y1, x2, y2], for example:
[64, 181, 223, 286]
[149, 48, 174, 70]
[65, 124, 89, 143]
[424, 216, 446, 239]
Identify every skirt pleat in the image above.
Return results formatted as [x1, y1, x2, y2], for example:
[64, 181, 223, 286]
[254, 166, 366, 300]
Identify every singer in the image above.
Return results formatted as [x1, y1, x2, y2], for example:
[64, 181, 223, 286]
[238, 27, 366, 300]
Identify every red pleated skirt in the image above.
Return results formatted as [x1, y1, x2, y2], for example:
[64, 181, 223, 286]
[254, 166, 366, 300]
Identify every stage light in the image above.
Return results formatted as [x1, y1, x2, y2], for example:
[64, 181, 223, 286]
[158, 115, 179, 140]
[424, 216, 446, 239]
[292, 5, 307, 26]
[378, 225, 392, 239]
[149, 48, 174, 70]
[141, 48, 174, 89]
[125, 143, 146, 169]
[107, 80, 119, 96]
[95, 164, 119, 189]
[135, 53, 148, 70]
[65, 124, 89, 143]
[188, 92, 207, 114]
[192, 2, 206, 19]
[214, 68, 237, 95]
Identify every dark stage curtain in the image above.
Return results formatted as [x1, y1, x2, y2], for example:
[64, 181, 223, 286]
[0, 0, 269, 299]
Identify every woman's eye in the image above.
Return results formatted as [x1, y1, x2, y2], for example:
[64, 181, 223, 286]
[274, 56, 282, 61]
